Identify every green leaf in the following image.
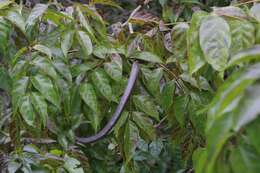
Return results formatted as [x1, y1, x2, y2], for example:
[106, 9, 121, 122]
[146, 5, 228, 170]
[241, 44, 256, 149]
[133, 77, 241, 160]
[0, 67, 12, 92]
[32, 56, 58, 79]
[174, 96, 189, 127]
[171, 22, 189, 60]
[0, 17, 11, 56]
[80, 83, 100, 131]
[77, 31, 93, 57]
[188, 11, 208, 74]
[31, 74, 60, 108]
[246, 118, 260, 154]
[199, 15, 231, 71]
[76, 6, 95, 39]
[33, 44, 52, 59]
[229, 19, 255, 54]
[64, 156, 84, 173]
[31, 92, 47, 127]
[228, 45, 260, 68]
[5, 8, 25, 33]
[233, 84, 260, 131]
[104, 54, 122, 81]
[26, 3, 48, 29]
[92, 69, 112, 101]
[19, 95, 35, 126]
[0, 0, 12, 10]
[160, 80, 175, 111]
[132, 111, 156, 140]
[114, 111, 129, 137]
[53, 59, 72, 83]
[12, 77, 29, 112]
[207, 63, 260, 131]
[61, 30, 74, 58]
[124, 121, 139, 163]
[141, 67, 163, 98]
[250, 3, 260, 22]
[92, 0, 122, 9]
[132, 51, 163, 63]
[230, 146, 260, 173]
[133, 95, 159, 121]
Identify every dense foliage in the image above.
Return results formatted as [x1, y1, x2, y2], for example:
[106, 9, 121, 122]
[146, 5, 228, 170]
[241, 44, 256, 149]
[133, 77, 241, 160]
[1, 0, 260, 172]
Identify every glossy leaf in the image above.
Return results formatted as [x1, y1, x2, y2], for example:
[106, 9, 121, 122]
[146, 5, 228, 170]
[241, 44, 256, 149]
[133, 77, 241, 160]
[160, 80, 175, 111]
[31, 74, 60, 108]
[133, 95, 159, 121]
[31, 92, 47, 127]
[250, 3, 260, 22]
[12, 77, 29, 112]
[228, 45, 260, 68]
[19, 95, 35, 126]
[229, 19, 255, 54]
[199, 15, 231, 71]
[104, 54, 122, 82]
[33, 44, 52, 59]
[77, 31, 93, 57]
[92, 69, 113, 101]
[32, 56, 58, 79]
[26, 3, 48, 29]
[132, 51, 163, 63]
[5, 9, 25, 33]
[188, 11, 208, 74]
[132, 111, 155, 140]
[61, 30, 74, 58]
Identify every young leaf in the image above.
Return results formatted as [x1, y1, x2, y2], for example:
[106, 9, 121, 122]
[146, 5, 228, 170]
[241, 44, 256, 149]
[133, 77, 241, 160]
[92, 69, 112, 101]
[31, 74, 60, 108]
[133, 95, 159, 121]
[19, 95, 35, 126]
[26, 3, 48, 29]
[199, 15, 231, 71]
[77, 31, 93, 57]
[31, 92, 47, 127]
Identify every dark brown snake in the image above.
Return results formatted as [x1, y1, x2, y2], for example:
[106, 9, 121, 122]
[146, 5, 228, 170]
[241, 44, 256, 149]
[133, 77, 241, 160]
[76, 61, 139, 144]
